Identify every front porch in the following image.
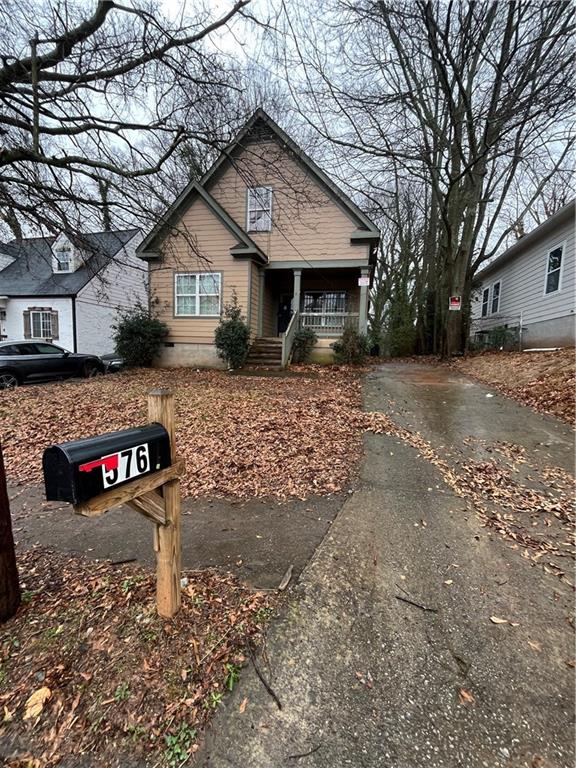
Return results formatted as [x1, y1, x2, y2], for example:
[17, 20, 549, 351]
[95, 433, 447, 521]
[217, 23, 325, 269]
[259, 266, 369, 334]
[251, 265, 370, 366]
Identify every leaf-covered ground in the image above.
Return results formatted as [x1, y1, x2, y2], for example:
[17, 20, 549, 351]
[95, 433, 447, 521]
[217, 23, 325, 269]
[0, 549, 273, 767]
[453, 349, 575, 426]
[0, 367, 368, 501]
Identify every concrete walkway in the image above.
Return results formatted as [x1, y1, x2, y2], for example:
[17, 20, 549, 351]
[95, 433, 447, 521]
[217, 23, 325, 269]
[199, 363, 575, 768]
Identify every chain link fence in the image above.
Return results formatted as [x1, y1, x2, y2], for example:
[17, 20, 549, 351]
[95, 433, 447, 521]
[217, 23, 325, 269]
[469, 314, 524, 351]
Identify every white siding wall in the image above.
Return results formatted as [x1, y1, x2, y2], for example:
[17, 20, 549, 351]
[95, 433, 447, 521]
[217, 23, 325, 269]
[75, 234, 147, 355]
[4, 297, 74, 350]
[472, 216, 575, 343]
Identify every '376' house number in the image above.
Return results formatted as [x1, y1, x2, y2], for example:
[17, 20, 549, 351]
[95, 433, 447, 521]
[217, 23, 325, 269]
[79, 443, 151, 489]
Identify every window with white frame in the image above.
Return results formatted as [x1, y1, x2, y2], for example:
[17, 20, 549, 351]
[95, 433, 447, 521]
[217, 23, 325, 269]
[31, 311, 53, 339]
[545, 245, 563, 294]
[481, 287, 490, 317]
[175, 273, 221, 316]
[491, 281, 501, 314]
[247, 187, 272, 232]
[53, 243, 73, 272]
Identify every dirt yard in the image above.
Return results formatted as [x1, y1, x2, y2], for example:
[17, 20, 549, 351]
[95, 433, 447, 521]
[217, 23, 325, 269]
[0, 550, 272, 767]
[453, 348, 575, 425]
[0, 366, 368, 501]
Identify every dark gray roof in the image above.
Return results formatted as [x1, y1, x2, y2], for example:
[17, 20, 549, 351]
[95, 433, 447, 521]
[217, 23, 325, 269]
[0, 229, 140, 297]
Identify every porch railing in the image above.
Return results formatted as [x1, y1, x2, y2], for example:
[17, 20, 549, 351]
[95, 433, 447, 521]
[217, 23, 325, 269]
[281, 309, 299, 367]
[300, 312, 359, 336]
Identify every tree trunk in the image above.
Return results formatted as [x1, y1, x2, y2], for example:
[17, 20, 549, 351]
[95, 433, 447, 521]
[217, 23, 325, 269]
[440, 248, 469, 358]
[0, 443, 20, 622]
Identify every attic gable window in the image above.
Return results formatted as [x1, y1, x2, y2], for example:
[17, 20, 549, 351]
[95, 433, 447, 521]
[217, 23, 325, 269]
[53, 241, 73, 273]
[247, 187, 272, 232]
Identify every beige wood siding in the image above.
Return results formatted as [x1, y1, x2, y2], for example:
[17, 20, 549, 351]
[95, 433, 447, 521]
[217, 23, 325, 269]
[262, 279, 276, 336]
[209, 141, 370, 264]
[150, 197, 250, 344]
[249, 262, 260, 337]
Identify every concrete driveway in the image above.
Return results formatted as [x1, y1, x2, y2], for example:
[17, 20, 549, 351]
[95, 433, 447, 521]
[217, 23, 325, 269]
[199, 362, 575, 768]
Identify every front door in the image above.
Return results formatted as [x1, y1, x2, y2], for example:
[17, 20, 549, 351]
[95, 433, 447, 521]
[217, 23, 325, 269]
[277, 294, 293, 334]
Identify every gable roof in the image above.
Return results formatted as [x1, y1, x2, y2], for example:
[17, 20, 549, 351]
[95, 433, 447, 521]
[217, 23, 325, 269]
[138, 182, 267, 264]
[137, 108, 380, 259]
[475, 200, 575, 283]
[0, 228, 140, 297]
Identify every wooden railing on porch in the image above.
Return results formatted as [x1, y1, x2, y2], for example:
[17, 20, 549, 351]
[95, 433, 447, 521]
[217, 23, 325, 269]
[300, 312, 359, 337]
[281, 310, 299, 367]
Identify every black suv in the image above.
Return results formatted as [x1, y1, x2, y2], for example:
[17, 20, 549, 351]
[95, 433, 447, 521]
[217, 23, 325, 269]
[0, 341, 105, 388]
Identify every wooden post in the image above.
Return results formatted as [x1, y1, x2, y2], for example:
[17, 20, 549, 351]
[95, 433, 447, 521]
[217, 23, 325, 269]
[148, 389, 181, 618]
[0, 443, 21, 622]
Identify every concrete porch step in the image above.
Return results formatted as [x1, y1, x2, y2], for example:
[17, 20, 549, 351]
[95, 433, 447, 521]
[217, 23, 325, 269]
[245, 337, 283, 368]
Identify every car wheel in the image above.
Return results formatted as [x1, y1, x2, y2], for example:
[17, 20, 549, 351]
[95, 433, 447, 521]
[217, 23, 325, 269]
[82, 362, 100, 379]
[0, 372, 19, 389]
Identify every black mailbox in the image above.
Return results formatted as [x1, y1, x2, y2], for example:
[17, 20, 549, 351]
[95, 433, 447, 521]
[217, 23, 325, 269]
[43, 424, 172, 504]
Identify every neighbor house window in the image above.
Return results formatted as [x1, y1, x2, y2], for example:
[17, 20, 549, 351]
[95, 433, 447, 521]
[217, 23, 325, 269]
[545, 245, 563, 294]
[481, 287, 490, 317]
[54, 244, 72, 272]
[247, 187, 272, 232]
[31, 311, 53, 339]
[174, 273, 221, 316]
[491, 281, 501, 314]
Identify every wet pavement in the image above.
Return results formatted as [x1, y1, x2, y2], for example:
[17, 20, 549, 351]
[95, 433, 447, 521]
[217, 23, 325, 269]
[199, 362, 575, 768]
[10, 486, 344, 590]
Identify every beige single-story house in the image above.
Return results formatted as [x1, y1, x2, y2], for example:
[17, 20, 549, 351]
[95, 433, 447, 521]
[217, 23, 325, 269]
[136, 109, 380, 366]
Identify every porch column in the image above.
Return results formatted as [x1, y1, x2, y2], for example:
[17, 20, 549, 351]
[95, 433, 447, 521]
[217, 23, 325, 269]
[292, 269, 302, 316]
[358, 267, 370, 335]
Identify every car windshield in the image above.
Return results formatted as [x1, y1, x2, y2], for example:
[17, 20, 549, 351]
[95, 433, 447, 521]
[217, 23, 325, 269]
[0, 345, 21, 356]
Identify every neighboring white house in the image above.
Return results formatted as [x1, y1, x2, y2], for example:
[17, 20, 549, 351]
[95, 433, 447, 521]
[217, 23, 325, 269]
[0, 228, 146, 356]
[471, 201, 575, 349]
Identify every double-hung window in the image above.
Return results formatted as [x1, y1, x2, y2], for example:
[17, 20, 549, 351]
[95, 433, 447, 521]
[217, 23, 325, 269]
[54, 246, 72, 272]
[31, 311, 53, 339]
[491, 281, 501, 314]
[175, 273, 221, 317]
[481, 287, 490, 317]
[545, 245, 563, 294]
[247, 187, 272, 232]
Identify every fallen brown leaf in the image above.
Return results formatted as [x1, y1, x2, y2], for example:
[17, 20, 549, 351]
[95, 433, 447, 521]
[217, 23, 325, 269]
[458, 688, 475, 706]
[23, 686, 51, 720]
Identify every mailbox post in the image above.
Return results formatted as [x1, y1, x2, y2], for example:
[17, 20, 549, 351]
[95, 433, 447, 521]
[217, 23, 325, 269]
[42, 389, 183, 619]
[148, 389, 181, 618]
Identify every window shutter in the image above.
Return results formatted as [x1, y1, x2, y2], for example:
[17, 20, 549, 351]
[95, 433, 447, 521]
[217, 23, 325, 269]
[23, 310, 31, 339]
[51, 311, 59, 340]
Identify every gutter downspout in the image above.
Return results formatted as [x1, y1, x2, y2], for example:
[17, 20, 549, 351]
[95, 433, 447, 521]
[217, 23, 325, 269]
[71, 296, 78, 352]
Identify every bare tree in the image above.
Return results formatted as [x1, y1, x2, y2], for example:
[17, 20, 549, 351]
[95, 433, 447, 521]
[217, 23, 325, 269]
[0, 0, 251, 239]
[276, 0, 575, 355]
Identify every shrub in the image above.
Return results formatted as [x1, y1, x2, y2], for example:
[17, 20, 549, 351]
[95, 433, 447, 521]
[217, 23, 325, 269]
[331, 324, 369, 365]
[292, 328, 317, 363]
[368, 326, 384, 357]
[113, 302, 168, 367]
[388, 322, 417, 357]
[214, 293, 250, 369]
